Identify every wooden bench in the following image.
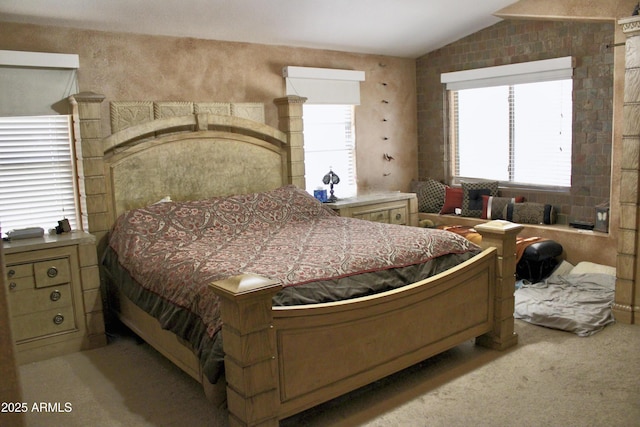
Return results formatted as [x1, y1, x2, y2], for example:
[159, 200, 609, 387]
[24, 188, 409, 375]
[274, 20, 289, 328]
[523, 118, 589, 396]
[418, 212, 614, 267]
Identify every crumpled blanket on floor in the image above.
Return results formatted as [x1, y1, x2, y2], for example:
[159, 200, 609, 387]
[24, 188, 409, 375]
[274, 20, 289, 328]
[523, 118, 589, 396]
[514, 273, 615, 336]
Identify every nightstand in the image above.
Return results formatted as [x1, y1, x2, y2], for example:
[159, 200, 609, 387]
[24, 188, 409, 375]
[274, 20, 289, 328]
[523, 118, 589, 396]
[325, 192, 418, 226]
[3, 231, 107, 364]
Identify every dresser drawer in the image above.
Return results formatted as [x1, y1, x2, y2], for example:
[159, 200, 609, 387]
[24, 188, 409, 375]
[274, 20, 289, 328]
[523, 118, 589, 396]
[12, 306, 77, 342]
[8, 284, 73, 317]
[34, 257, 71, 288]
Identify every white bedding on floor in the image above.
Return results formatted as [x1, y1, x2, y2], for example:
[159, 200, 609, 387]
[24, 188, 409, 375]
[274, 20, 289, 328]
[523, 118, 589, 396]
[514, 271, 616, 336]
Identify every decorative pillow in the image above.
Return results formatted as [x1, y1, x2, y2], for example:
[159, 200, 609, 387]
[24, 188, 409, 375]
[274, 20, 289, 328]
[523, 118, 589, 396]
[440, 186, 463, 214]
[411, 179, 446, 213]
[570, 261, 616, 277]
[461, 181, 499, 217]
[503, 202, 557, 224]
[482, 195, 524, 219]
[153, 196, 172, 204]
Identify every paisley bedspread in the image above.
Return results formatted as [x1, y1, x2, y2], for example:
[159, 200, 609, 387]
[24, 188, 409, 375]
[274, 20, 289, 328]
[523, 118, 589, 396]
[107, 185, 480, 381]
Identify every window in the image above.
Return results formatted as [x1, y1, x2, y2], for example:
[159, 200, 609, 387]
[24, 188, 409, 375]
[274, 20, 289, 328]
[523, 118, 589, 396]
[452, 79, 572, 187]
[443, 57, 574, 189]
[0, 115, 78, 234]
[0, 50, 80, 236]
[303, 104, 357, 197]
[283, 66, 364, 197]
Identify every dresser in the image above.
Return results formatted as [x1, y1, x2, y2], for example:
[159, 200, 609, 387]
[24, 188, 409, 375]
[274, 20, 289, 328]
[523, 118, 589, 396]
[3, 231, 106, 364]
[325, 192, 418, 226]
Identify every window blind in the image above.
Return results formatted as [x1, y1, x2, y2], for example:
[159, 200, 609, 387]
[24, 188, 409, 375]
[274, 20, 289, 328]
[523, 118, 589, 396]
[0, 50, 79, 116]
[0, 115, 78, 233]
[441, 56, 574, 91]
[283, 66, 365, 105]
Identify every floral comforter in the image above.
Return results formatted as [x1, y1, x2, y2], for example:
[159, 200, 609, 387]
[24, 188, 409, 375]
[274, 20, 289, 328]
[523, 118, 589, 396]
[107, 185, 479, 380]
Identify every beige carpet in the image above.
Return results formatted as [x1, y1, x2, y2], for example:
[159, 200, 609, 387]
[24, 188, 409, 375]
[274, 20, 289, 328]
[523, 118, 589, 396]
[15, 320, 640, 427]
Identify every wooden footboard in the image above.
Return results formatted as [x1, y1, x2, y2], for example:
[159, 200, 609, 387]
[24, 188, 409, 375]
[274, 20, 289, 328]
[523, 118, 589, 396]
[210, 220, 523, 426]
[274, 248, 495, 419]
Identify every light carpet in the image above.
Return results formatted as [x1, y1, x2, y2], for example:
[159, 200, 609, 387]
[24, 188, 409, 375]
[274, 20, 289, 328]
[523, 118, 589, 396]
[13, 320, 640, 427]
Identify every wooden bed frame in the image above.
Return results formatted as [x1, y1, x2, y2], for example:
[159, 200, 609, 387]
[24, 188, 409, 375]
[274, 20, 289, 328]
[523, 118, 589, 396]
[71, 94, 522, 427]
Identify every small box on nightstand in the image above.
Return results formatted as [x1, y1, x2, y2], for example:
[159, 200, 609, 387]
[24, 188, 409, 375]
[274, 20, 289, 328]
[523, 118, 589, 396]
[594, 206, 609, 233]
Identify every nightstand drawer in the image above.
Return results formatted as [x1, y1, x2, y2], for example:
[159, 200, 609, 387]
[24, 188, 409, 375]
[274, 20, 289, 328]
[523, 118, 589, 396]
[12, 306, 77, 342]
[6, 275, 35, 293]
[6, 263, 32, 280]
[355, 210, 389, 223]
[8, 284, 73, 317]
[390, 207, 407, 225]
[34, 257, 71, 288]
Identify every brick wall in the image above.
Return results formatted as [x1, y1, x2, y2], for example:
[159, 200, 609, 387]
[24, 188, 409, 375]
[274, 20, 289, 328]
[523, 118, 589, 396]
[416, 20, 614, 223]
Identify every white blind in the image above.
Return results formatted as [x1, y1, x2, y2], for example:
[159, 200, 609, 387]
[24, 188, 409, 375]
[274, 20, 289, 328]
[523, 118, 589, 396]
[284, 66, 365, 105]
[442, 57, 574, 91]
[0, 50, 79, 116]
[0, 115, 78, 234]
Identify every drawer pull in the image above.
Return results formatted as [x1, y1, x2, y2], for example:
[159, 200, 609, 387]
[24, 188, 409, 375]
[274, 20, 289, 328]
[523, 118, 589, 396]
[47, 267, 58, 278]
[50, 290, 62, 302]
[9, 282, 17, 291]
[395, 213, 402, 220]
[53, 314, 65, 325]
[8, 269, 15, 278]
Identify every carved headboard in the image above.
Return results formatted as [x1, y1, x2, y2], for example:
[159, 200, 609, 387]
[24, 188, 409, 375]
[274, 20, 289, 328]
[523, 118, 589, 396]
[109, 101, 266, 133]
[105, 115, 287, 218]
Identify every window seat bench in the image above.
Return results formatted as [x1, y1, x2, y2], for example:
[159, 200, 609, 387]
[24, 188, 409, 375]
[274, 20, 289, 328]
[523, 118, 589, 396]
[418, 212, 615, 267]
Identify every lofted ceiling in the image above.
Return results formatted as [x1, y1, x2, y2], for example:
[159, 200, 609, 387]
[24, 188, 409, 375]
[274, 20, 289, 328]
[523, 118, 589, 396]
[0, 0, 518, 58]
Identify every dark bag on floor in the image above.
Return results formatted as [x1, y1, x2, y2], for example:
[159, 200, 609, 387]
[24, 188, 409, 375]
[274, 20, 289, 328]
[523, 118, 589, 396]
[516, 240, 563, 283]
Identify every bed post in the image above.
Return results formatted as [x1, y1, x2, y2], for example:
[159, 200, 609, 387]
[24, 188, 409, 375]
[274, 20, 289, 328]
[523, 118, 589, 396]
[67, 92, 108, 244]
[209, 274, 283, 427]
[274, 96, 307, 189]
[475, 220, 523, 350]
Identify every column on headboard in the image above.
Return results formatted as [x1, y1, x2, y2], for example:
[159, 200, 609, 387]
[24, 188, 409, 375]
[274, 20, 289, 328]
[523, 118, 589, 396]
[68, 92, 108, 244]
[475, 220, 523, 350]
[68, 92, 108, 350]
[616, 16, 640, 325]
[274, 96, 307, 189]
[209, 274, 283, 427]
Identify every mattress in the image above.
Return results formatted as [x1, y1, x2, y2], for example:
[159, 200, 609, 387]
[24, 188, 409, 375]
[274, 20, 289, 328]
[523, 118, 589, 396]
[105, 185, 481, 382]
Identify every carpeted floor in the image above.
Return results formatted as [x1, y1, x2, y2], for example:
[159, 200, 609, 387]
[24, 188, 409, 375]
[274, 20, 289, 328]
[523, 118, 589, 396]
[13, 320, 640, 427]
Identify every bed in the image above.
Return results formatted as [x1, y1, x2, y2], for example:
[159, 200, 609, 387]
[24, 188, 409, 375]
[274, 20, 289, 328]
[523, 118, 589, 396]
[80, 95, 523, 426]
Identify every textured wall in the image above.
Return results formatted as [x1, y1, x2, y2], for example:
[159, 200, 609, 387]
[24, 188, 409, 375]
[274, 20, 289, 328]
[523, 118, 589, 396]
[0, 22, 417, 194]
[416, 20, 614, 224]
